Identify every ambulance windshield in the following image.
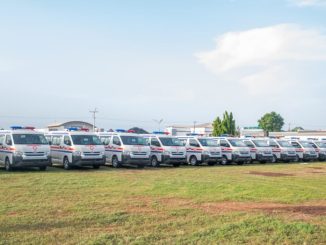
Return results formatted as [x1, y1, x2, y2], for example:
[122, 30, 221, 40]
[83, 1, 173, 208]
[71, 135, 102, 145]
[159, 137, 183, 146]
[12, 134, 48, 145]
[120, 136, 147, 145]
[198, 138, 219, 147]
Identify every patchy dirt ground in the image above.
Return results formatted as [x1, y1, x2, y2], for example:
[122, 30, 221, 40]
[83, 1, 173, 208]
[248, 171, 294, 177]
[123, 196, 326, 221]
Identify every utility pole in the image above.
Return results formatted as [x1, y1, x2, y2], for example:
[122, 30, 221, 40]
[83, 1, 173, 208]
[193, 121, 197, 134]
[288, 122, 291, 132]
[89, 108, 98, 132]
[153, 119, 164, 132]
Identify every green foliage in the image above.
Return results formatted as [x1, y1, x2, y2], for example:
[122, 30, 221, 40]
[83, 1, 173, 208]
[292, 126, 304, 132]
[212, 111, 236, 136]
[258, 111, 284, 133]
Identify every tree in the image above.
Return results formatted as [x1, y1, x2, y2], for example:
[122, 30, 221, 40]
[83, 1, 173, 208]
[258, 112, 284, 133]
[212, 111, 237, 136]
[128, 127, 149, 134]
[212, 117, 223, 136]
[292, 126, 304, 132]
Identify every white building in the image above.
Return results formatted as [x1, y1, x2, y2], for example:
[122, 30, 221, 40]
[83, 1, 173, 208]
[165, 123, 213, 136]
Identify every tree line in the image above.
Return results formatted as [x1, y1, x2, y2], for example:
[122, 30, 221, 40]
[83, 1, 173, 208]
[212, 111, 287, 136]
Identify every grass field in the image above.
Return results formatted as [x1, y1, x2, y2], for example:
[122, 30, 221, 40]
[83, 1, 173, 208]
[0, 162, 326, 244]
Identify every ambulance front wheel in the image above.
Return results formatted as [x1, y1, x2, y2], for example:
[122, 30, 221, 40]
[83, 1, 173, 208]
[63, 157, 71, 170]
[5, 158, 12, 172]
[150, 156, 160, 167]
[112, 156, 121, 168]
[220, 157, 228, 165]
[189, 156, 198, 166]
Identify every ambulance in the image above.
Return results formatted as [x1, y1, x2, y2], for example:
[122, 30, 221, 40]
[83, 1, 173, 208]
[0, 126, 51, 171]
[178, 136, 222, 166]
[242, 138, 273, 163]
[46, 128, 106, 170]
[214, 137, 251, 165]
[144, 132, 186, 167]
[310, 141, 326, 161]
[97, 130, 150, 168]
[266, 139, 297, 163]
[287, 139, 318, 162]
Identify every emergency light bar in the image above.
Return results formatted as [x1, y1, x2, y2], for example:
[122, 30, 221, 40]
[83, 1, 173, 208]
[153, 131, 169, 135]
[67, 127, 79, 131]
[10, 126, 35, 130]
[116, 129, 126, 133]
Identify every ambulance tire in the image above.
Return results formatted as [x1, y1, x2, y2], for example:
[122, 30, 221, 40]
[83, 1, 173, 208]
[189, 156, 198, 166]
[63, 157, 71, 170]
[271, 155, 277, 163]
[220, 157, 228, 165]
[207, 162, 216, 166]
[39, 166, 47, 171]
[112, 156, 121, 168]
[236, 161, 244, 165]
[150, 156, 160, 167]
[5, 158, 12, 172]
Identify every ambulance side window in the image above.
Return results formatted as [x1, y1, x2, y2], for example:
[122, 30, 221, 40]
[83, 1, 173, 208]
[151, 138, 161, 147]
[291, 142, 301, 148]
[270, 142, 279, 148]
[52, 136, 62, 146]
[45, 136, 52, 145]
[64, 136, 72, 146]
[5, 135, 12, 146]
[244, 141, 254, 148]
[189, 139, 200, 147]
[113, 136, 121, 146]
[101, 136, 111, 145]
[0, 135, 5, 145]
[220, 140, 230, 147]
[179, 139, 187, 146]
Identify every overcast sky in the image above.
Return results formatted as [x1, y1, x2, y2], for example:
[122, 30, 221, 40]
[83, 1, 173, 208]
[0, 0, 326, 131]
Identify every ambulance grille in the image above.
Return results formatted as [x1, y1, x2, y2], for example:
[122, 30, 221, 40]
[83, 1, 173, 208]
[172, 152, 184, 156]
[132, 152, 147, 155]
[84, 152, 101, 156]
[25, 152, 45, 157]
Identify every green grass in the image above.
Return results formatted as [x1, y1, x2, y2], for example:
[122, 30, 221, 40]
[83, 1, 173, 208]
[0, 163, 326, 244]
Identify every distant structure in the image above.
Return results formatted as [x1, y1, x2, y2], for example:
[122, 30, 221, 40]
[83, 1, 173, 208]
[240, 127, 265, 137]
[165, 123, 213, 136]
[47, 121, 94, 131]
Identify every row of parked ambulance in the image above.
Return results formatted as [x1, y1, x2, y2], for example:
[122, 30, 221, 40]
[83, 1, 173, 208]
[0, 126, 325, 171]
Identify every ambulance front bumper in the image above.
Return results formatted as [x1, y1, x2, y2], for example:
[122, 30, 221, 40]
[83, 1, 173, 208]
[12, 156, 51, 167]
[256, 154, 273, 162]
[162, 155, 187, 164]
[280, 154, 297, 161]
[121, 155, 149, 166]
[202, 154, 222, 163]
[72, 155, 106, 166]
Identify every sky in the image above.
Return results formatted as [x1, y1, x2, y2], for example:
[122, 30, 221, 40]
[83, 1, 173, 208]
[0, 0, 326, 131]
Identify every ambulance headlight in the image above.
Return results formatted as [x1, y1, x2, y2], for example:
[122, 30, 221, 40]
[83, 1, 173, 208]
[233, 151, 240, 155]
[15, 151, 23, 156]
[73, 151, 81, 156]
[123, 151, 131, 155]
[46, 151, 51, 156]
[100, 152, 105, 156]
[163, 151, 171, 155]
[203, 151, 209, 155]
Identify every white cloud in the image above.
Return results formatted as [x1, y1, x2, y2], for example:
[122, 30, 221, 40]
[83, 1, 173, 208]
[196, 24, 326, 96]
[290, 0, 326, 6]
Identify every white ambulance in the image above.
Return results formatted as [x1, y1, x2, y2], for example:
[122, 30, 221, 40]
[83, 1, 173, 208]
[0, 126, 51, 171]
[242, 138, 273, 163]
[144, 133, 186, 167]
[178, 136, 222, 166]
[266, 139, 297, 163]
[287, 139, 318, 162]
[97, 130, 150, 168]
[214, 137, 251, 165]
[310, 141, 326, 161]
[46, 128, 106, 170]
